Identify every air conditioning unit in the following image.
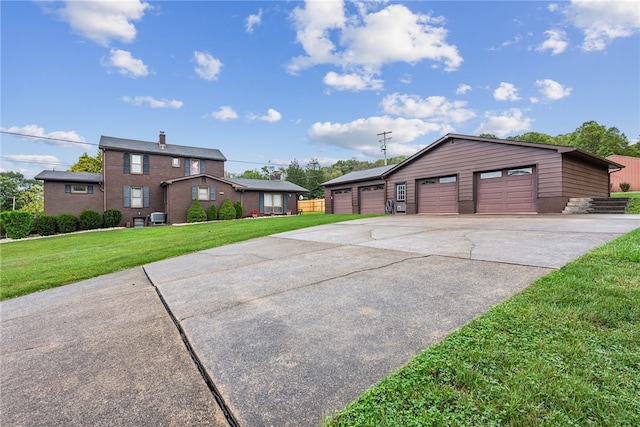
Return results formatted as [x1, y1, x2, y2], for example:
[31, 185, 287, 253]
[396, 203, 406, 213]
[149, 212, 166, 225]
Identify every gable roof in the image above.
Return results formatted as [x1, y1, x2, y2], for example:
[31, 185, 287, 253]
[99, 135, 226, 161]
[35, 170, 102, 183]
[227, 178, 309, 192]
[381, 133, 623, 177]
[322, 164, 395, 186]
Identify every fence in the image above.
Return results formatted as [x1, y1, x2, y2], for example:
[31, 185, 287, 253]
[297, 199, 325, 213]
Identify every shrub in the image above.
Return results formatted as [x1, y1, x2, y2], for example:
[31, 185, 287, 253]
[1, 211, 34, 239]
[208, 204, 218, 221]
[218, 198, 236, 220]
[234, 201, 243, 219]
[103, 209, 122, 228]
[187, 199, 207, 223]
[79, 209, 102, 230]
[57, 213, 78, 234]
[619, 182, 631, 192]
[35, 214, 57, 236]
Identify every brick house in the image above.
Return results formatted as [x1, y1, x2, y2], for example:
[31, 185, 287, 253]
[36, 132, 308, 226]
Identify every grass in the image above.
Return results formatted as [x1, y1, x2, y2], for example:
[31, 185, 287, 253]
[612, 191, 640, 214]
[325, 228, 640, 426]
[0, 213, 375, 300]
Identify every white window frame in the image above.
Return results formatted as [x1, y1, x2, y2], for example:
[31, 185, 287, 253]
[131, 154, 143, 174]
[508, 167, 533, 176]
[198, 186, 210, 201]
[71, 184, 88, 194]
[264, 193, 283, 213]
[480, 171, 502, 179]
[396, 183, 406, 202]
[131, 187, 143, 208]
[172, 157, 180, 167]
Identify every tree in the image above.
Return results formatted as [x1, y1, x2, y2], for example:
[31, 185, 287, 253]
[305, 158, 326, 199]
[558, 121, 633, 157]
[0, 172, 41, 212]
[69, 151, 102, 173]
[508, 132, 557, 144]
[238, 169, 266, 179]
[18, 185, 43, 214]
[285, 159, 307, 189]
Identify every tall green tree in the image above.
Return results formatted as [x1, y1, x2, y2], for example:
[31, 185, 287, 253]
[285, 159, 307, 189]
[69, 151, 102, 173]
[0, 172, 41, 211]
[508, 132, 557, 144]
[305, 158, 326, 199]
[558, 121, 633, 157]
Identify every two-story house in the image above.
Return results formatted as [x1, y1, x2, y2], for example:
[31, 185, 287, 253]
[36, 132, 308, 226]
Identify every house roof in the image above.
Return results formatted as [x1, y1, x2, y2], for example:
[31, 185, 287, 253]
[35, 170, 102, 183]
[162, 174, 308, 193]
[99, 135, 227, 161]
[322, 164, 395, 186]
[227, 178, 309, 192]
[381, 133, 624, 177]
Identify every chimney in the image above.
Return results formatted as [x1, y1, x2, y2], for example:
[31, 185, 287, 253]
[270, 171, 282, 181]
[159, 131, 166, 148]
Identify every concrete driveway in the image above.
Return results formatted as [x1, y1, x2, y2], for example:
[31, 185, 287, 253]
[2, 214, 638, 426]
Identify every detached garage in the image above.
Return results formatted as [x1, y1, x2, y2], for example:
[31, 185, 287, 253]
[323, 134, 623, 215]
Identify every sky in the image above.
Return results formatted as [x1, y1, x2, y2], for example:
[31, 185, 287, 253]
[1, 0, 639, 179]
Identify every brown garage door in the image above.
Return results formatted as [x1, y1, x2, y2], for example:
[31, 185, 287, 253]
[359, 185, 385, 214]
[418, 176, 458, 213]
[332, 189, 352, 214]
[476, 167, 536, 213]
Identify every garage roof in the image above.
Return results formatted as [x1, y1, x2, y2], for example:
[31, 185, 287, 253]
[322, 164, 395, 186]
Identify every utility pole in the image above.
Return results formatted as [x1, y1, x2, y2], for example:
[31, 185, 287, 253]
[378, 131, 392, 165]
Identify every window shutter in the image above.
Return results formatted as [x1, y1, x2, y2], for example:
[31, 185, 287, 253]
[200, 159, 206, 174]
[88, 185, 93, 194]
[65, 184, 71, 193]
[143, 186, 150, 208]
[123, 186, 131, 208]
[123, 153, 130, 174]
[259, 193, 264, 214]
[185, 158, 190, 176]
[210, 186, 216, 201]
[283, 194, 288, 212]
[192, 186, 198, 200]
[143, 154, 150, 175]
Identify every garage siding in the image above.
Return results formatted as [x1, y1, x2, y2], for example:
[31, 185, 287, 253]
[562, 157, 609, 197]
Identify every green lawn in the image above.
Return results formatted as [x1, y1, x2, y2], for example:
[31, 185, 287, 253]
[0, 214, 375, 300]
[612, 191, 640, 214]
[325, 228, 640, 426]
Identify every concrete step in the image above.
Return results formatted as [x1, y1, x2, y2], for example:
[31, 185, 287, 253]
[562, 197, 630, 214]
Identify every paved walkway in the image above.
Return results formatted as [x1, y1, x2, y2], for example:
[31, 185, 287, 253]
[2, 214, 638, 426]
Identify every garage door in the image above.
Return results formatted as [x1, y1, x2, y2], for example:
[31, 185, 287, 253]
[476, 167, 536, 213]
[417, 176, 458, 213]
[332, 189, 352, 214]
[359, 185, 385, 214]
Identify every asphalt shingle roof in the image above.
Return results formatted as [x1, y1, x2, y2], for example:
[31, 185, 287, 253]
[35, 170, 102, 183]
[321, 164, 395, 186]
[99, 135, 226, 161]
[227, 178, 309, 192]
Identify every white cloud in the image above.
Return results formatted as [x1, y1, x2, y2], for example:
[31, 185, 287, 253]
[535, 79, 572, 100]
[3, 154, 61, 166]
[456, 83, 472, 95]
[194, 51, 223, 81]
[475, 109, 532, 137]
[122, 96, 183, 108]
[104, 49, 148, 77]
[288, 1, 462, 91]
[210, 106, 238, 121]
[565, 0, 640, 51]
[0, 124, 90, 150]
[381, 93, 476, 123]
[536, 29, 569, 55]
[54, 0, 150, 46]
[308, 116, 451, 158]
[249, 108, 283, 123]
[548, 4, 560, 12]
[323, 71, 383, 91]
[494, 82, 521, 101]
[246, 8, 262, 34]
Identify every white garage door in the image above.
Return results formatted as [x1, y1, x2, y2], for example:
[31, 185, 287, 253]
[418, 176, 458, 213]
[359, 185, 385, 214]
[476, 167, 536, 213]
[332, 189, 352, 214]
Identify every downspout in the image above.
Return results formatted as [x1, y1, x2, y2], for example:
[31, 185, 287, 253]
[101, 148, 107, 213]
[608, 166, 623, 196]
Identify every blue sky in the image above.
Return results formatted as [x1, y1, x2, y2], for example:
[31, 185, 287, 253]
[2, 0, 639, 178]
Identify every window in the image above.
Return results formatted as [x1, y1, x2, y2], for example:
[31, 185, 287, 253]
[65, 184, 93, 194]
[71, 185, 87, 194]
[480, 171, 502, 179]
[131, 154, 142, 174]
[198, 186, 210, 200]
[172, 158, 180, 167]
[396, 183, 406, 202]
[131, 187, 143, 208]
[421, 179, 436, 185]
[508, 167, 533, 176]
[264, 193, 283, 213]
[190, 159, 200, 175]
